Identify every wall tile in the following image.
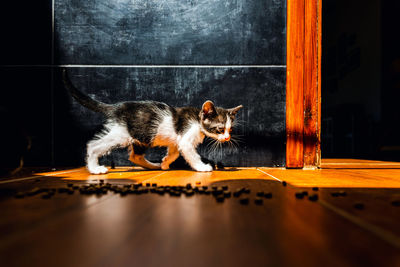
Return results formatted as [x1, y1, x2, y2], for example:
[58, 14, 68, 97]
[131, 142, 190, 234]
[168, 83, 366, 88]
[55, 0, 286, 65]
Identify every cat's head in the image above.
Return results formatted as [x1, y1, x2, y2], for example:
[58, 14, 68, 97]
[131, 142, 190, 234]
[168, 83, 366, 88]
[199, 100, 243, 142]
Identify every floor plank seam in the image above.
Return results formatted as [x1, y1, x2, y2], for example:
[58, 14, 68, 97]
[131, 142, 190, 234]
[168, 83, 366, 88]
[256, 168, 283, 183]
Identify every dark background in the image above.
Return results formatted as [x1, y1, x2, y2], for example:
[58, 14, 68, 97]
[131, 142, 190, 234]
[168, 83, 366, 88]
[322, 0, 400, 161]
[0, 0, 286, 170]
[1, 0, 399, 172]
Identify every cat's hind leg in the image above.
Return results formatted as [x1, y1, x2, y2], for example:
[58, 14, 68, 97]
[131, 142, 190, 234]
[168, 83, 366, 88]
[128, 144, 161, 170]
[161, 145, 179, 170]
[86, 123, 132, 174]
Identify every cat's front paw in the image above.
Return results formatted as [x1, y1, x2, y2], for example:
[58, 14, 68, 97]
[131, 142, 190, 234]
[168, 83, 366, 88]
[161, 162, 170, 170]
[88, 165, 108, 174]
[194, 164, 213, 172]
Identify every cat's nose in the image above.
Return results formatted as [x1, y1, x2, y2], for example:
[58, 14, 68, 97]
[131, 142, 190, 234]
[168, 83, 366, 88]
[225, 136, 230, 141]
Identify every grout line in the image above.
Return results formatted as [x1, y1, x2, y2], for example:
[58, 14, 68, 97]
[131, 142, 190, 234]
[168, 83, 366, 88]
[0, 64, 287, 69]
[0, 169, 82, 185]
[256, 168, 283, 182]
[319, 200, 400, 249]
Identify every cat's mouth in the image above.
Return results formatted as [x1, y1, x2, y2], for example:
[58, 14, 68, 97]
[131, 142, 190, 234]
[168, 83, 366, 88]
[217, 134, 230, 142]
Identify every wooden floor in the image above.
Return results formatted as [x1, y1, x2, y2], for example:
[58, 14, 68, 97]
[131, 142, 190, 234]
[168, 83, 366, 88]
[1, 159, 400, 267]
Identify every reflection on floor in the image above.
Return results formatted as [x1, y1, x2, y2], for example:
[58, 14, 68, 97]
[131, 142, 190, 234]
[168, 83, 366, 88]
[0, 159, 399, 267]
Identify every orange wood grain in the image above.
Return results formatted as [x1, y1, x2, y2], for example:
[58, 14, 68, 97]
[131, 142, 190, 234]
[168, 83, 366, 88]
[304, 0, 320, 168]
[30, 159, 400, 188]
[34, 167, 277, 186]
[286, 0, 305, 168]
[317, 0, 322, 167]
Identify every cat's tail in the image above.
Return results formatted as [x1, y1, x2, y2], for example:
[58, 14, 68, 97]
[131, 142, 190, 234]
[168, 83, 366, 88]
[62, 68, 113, 114]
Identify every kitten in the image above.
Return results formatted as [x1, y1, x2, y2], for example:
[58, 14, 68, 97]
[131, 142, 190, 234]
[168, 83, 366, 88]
[62, 69, 243, 174]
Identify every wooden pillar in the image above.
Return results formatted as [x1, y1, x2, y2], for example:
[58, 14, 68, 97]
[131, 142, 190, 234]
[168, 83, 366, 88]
[286, 0, 321, 168]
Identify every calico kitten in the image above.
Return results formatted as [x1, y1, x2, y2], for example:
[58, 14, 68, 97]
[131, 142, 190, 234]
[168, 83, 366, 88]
[62, 69, 243, 174]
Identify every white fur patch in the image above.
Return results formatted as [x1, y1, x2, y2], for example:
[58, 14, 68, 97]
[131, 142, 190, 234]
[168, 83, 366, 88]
[177, 122, 211, 172]
[86, 121, 133, 174]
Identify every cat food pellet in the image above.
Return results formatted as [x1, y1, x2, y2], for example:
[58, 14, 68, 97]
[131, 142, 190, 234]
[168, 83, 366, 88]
[204, 190, 211, 195]
[354, 203, 364, 210]
[212, 190, 223, 196]
[186, 183, 192, 189]
[223, 191, 231, 198]
[195, 181, 201, 185]
[338, 191, 347, 196]
[308, 194, 318, 201]
[391, 200, 400, 207]
[264, 193, 272, 199]
[301, 191, 308, 196]
[67, 183, 73, 187]
[57, 187, 68, 193]
[110, 161, 115, 169]
[15, 192, 25, 198]
[242, 188, 250, 194]
[41, 193, 52, 199]
[239, 198, 249, 205]
[282, 181, 287, 186]
[331, 192, 340, 197]
[216, 196, 225, 203]
[185, 190, 194, 196]
[295, 192, 304, 199]
[233, 190, 242, 197]
[212, 186, 218, 190]
[202, 186, 208, 190]
[124, 184, 131, 188]
[222, 185, 228, 190]
[152, 183, 157, 187]
[256, 191, 264, 197]
[254, 198, 263, 205]
[27, 187, 42, 196]
[99, 179, 104, 183]
[312, 187, 319, 191]
[133, 183, 140, 189]
[146, 183, 151, 187]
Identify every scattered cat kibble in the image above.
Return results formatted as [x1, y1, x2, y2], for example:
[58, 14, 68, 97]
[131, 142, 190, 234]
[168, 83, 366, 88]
[254, 198, 263, 205]
[308, 194, 318, 201]
[264, 192, 272, 199]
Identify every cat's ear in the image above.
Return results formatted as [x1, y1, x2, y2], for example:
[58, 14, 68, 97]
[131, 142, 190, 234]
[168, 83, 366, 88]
[228, 105, 243, 116]
[201, 100, 216, 117]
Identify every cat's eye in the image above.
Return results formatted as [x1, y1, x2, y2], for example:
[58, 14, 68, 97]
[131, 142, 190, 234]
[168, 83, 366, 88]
[216, 128, 224, 134]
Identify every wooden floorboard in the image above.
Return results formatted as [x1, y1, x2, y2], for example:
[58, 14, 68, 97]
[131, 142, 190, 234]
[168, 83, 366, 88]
[1, 159, 400, 267]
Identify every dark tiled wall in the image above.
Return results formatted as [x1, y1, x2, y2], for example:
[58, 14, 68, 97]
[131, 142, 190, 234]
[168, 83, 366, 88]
[1, 0, 287, 168]
[55, 0, 286, 65]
